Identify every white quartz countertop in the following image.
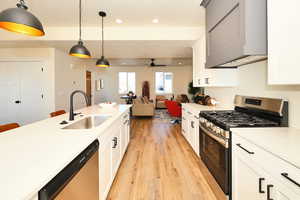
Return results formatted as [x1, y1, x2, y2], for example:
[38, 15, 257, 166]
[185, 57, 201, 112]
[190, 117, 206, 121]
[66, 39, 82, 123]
[232, 127, 300, 169]
[0, 104, 131, 200]
[182, 103, 234, 113]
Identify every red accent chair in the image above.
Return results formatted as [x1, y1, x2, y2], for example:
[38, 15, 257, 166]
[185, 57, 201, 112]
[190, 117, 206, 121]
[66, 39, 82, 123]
[165, 100, 182, 124]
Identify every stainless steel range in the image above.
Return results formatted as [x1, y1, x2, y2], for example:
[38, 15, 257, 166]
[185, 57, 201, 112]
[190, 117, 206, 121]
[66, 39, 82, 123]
[199, 95, 288, 197]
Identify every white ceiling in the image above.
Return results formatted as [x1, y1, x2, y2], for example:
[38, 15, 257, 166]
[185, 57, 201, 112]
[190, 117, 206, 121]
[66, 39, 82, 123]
[0, 40, 194, 58]
[1, 0, 205, 27]
[0, 0, 202, 59]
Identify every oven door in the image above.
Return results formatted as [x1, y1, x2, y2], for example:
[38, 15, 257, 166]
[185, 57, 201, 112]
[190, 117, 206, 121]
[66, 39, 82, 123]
[200, 125, 229, 195]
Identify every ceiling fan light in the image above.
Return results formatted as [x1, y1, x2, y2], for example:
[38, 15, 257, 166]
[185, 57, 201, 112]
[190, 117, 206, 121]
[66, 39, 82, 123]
[96, 56, 110, 67]
[0, 7, 44, 36]
[69, 41, 91, 58]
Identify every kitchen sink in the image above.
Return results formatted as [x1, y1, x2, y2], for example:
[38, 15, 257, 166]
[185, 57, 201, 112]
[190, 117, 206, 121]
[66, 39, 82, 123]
[62, 115, 111, 130]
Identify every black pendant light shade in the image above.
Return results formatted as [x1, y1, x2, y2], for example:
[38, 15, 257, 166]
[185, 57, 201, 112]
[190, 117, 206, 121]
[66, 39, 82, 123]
[96, 56, 110, 67]
[96, 11, 110, 67]
[0, 1, 45, 36]
[69, 0, 91, 59]
[69, 41, 91, 58]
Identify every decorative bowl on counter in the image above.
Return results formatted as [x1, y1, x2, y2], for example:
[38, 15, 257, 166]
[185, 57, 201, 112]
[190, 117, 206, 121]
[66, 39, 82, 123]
[99, 102, 117, 108]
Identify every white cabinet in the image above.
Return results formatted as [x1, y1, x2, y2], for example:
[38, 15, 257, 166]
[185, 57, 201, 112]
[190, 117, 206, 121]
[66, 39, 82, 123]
[268, 0, 300, 85]
[120, 112, 130, 157]
[193, 36, 238, 87]
[181, 105, 200, 157]
[99, 109, 131, 200]
[111, 127, 121, 177]
[232, 134, 300, 200]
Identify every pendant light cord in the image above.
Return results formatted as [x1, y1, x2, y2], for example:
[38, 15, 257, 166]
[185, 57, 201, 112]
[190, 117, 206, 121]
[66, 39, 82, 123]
[101, 16, 104, 57]
[79, 0, 82, 42]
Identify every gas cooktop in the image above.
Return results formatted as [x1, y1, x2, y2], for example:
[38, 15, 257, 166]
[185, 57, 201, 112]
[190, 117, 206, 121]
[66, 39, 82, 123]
[200, 110, 280, 130]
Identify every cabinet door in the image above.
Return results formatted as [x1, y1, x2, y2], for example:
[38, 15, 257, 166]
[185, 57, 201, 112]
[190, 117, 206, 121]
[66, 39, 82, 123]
[193, 37, 206, 87]
[99, 139, 112, 200]
[268, 0, 300, 84]
[192, 116, 200, 156]
[111, 129, 121, 177]
[232, 153, 265, 200]
[120, 118, 127, 157]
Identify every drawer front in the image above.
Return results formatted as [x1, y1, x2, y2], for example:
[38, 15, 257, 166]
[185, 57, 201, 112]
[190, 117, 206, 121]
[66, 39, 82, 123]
[233, 134, 300, 195]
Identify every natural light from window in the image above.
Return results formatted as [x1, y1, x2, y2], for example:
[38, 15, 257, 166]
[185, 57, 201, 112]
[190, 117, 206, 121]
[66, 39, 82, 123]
[155, 72, 173, 94]
[119, 72, 136, 94]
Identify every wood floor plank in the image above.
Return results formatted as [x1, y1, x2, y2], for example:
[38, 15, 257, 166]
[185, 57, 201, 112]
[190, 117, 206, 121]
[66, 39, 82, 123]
[107, 117, 226, 200]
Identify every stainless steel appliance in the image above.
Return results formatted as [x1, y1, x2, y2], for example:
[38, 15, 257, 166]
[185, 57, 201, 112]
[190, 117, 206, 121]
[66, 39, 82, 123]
[199, 95, 288, 196]
[39, 140, 99, 200]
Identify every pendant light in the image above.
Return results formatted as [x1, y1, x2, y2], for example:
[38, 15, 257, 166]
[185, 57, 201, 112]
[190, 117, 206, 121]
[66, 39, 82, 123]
[96, 11, 110, 68]
[0, 0, 44, 36]
[69, 0, 91, 58]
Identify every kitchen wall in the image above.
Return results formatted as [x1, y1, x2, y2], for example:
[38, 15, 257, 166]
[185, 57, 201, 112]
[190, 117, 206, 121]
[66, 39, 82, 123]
[205, 60, 300, 129]
[84, 63, 193, 104]
[54, 49, 86, 111]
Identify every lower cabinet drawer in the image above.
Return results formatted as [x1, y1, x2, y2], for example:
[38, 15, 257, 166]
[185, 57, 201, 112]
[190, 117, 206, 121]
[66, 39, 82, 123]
[233, 134, 300, 196]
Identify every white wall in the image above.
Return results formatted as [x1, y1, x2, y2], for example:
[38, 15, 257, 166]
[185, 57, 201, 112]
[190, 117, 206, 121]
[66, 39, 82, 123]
[205, 60, 300, 129]
[54, 49, 86, 111]
[84, 63, 193, 104]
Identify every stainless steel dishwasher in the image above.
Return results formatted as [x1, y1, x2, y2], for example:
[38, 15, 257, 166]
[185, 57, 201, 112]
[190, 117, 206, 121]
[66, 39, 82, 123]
[39, 140, 99, 200]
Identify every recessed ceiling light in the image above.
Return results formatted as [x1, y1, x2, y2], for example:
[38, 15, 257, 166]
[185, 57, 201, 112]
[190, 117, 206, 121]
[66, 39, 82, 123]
[178, 62, 183, 65]
[152, 18, 159, 23]
[116, 19, 123, 24]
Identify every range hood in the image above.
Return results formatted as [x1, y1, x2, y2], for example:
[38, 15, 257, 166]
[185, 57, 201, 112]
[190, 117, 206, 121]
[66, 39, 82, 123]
[201, 0, 267, 68]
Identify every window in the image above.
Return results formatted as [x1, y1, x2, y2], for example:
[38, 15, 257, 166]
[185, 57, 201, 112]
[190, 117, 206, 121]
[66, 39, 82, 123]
[118, 72, 136, 94]
[155, 72, 173, 94]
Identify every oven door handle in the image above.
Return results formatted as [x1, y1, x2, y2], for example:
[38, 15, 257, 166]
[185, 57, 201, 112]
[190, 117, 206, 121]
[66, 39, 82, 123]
[236, 143, 255, 154]
[200, 125, 228, 148]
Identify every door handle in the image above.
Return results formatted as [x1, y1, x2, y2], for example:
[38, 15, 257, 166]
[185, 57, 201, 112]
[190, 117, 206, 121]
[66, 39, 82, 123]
[267, 185, 274, 200]
[281, 173, 300, 187]
[236, 144, 255, 154]
[259, 178, 265, 193]
[15, 100, 21, 104]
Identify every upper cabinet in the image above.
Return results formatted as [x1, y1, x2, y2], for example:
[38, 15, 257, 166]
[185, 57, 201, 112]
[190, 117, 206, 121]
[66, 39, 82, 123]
[268, 0, 300, 85]
[193, 36, 238, 87]
[201, 0, 267, 68]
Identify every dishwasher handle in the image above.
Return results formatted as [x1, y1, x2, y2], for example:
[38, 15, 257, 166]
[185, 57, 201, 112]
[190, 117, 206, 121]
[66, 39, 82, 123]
[39, 140, 99, 200]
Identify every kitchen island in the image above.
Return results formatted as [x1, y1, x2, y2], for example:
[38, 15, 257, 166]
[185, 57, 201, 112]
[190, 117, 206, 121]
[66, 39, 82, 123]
[0, 105, 131, 200]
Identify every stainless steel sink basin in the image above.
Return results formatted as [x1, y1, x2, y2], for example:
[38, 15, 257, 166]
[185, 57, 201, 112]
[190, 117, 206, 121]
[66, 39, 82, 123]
[62, 115, 111, 130]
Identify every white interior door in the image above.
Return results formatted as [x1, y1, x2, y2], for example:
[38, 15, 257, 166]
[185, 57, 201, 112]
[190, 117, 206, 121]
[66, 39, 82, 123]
[0, 62, 21, 124]
[0, 61, 47, 125]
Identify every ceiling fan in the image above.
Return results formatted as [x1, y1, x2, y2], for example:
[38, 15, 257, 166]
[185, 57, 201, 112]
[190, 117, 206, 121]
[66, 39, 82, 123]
[149, 58, 167, 67]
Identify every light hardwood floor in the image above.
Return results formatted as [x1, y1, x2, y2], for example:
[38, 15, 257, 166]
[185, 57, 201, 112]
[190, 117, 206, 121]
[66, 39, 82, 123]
[107, 116, 226, 200]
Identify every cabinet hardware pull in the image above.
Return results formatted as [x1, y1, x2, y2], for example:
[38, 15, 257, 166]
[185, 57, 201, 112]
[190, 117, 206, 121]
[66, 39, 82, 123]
[236, 144, 255, 154]
[259, 178, 265, 193]
[191, 121, 195, 128]
[281, 173, 300, 187]
[112, 137, 118, 148]
[267, 185, 274, 200]
[188, 111, 192, 115]
[183, 117, 186, 120]
[194, 116, 199, 119]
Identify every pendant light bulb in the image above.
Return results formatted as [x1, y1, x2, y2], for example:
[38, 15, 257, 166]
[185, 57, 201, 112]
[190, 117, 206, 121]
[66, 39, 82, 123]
[96, 11, 110, 68]
[69, 0, 91, 58]
[0, 0, 45, 36]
